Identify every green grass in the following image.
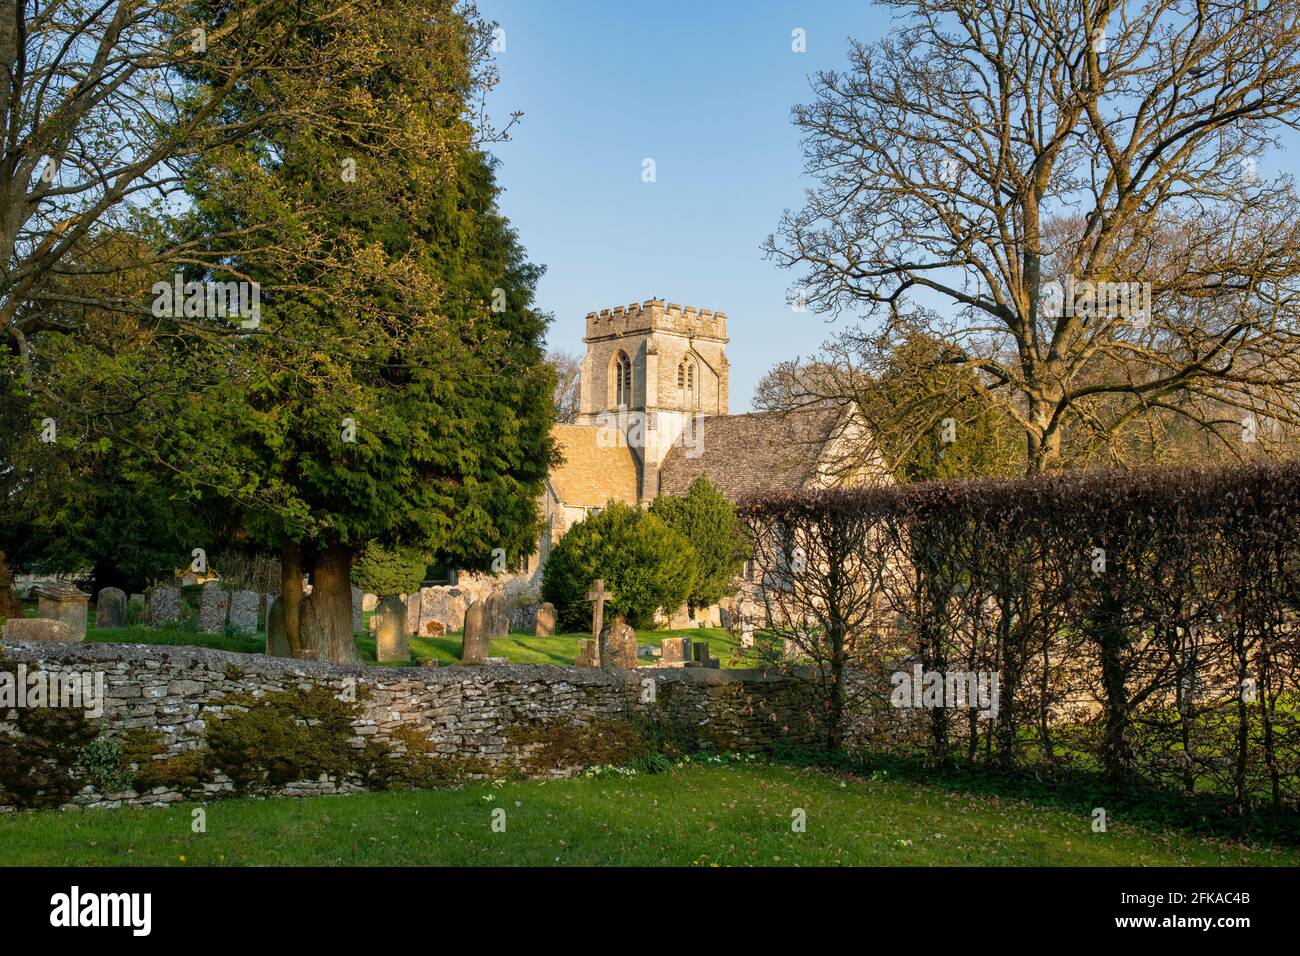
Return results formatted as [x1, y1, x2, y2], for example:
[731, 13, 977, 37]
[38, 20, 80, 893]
[86, 619, 750, 668]
[1, 761, 1292, 866]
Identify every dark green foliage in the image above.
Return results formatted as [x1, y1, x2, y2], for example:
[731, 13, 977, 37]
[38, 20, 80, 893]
[204, 687, 361, 789]
[0, 707, 98, 809]
[541, 501, 696, 630]
[351, 543, 430, 596]
[650, 476, 750, 608]
[73, 736, 134, 794]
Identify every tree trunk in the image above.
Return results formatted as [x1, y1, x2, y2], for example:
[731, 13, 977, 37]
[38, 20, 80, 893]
[280, 541, 304, 657]
[300, 541, 360, 664]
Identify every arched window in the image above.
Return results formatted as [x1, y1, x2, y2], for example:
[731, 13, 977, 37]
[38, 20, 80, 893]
[611, 351, 632, 407]
[677, 355, 698, 408]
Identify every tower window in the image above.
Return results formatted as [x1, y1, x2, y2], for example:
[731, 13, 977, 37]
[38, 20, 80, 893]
[677, 356, 698, 408]
[612, 351, 632, 407]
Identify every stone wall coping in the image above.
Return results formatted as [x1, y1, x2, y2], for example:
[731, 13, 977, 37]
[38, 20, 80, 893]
[0, 641, 797, 686]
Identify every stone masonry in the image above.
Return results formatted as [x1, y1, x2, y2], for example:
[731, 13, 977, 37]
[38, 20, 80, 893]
[0, 642, 824, 811]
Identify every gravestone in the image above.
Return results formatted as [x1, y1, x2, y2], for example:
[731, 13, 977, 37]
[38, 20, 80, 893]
[228, 590, 259, 635]
[127, 593, 146, 624]
[94, 587, 126, 629]
[599, 618, 638, 669]
[691, 640, 720, 669]
[362, 592, 379, 612]
[3, 618, 78, 641]
[485, 589, 508, 638]
[375, 595, 408, 663]
[351, 586, 363, 634]
[197, 585, 229, 634]
[34, 583, 89, 640]
[265, 596, 290, 657]
[147, 586, 182, 626]
[535, 602, 557, 637]
[574, 639, 600, 668]
[418, 586, 468, 635]
[405, 593, 421, 636]
[740, 620, 755, 648]
[461, 600, 490, 663]
[661, 637, 692, 664]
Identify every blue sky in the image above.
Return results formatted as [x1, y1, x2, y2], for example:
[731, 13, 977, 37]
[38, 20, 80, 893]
[477, 0, 890, 409]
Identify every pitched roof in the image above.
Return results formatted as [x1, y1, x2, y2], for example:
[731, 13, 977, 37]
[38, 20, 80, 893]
[548, 424, 640, 508]
[657, 407, 846, 502]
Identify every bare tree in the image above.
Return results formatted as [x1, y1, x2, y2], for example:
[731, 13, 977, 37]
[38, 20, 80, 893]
[767, 0, 1300, 473]
[548, 348, 582, 423]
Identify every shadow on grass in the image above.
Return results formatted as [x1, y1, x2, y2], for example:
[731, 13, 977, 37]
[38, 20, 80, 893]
[772, 745, 1300, 847]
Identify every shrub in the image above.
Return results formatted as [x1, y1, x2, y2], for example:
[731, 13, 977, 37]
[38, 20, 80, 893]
[0, 551, 22, 620]
[739, 460, 1300, 812]
[542, 501, 695, 631]
[351, 543, 430, 596]
[650, 475, 751, 608]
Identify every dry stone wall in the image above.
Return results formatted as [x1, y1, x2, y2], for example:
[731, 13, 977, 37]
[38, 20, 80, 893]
[0, 641, 824, 811]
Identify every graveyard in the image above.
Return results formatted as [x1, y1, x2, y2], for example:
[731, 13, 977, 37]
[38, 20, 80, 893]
[5, 0, 1300, 904]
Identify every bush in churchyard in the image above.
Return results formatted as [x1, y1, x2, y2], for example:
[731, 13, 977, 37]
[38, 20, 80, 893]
[650, 476, 751, 609]
[542, 501, 696, 631]
[351, 543, 431, 596]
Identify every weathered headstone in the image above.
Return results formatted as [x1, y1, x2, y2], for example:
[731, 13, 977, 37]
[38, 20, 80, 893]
[740, 620, 755, 648]
[228, 590, 259, 635]
[405, 592, 421, 636]
[3, 618, 78, 641]
[351, 586, 363, 634]
[461, 599, 490, 663]
[34, 583, 89, 640]
[197, 585, 230, 634]
[94, 587, 126, 629]
[418, 586, 468, 635]
[485, 589, 508, 638]
[661, 637, 692, 664]
[599, 618, 638, 669]
[362, 592, 379, 613]
[574, 638, 600, 667]
[375, 595, 409, 663]
[146, 586, 182, 626]
[535, 602, 557, 637]
[265, 596, 290, 657]
[691, 640, 720, 668]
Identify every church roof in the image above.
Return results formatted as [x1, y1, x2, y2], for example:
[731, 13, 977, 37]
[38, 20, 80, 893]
[548, 424, 640, 508]
[657, 406, 847, 503]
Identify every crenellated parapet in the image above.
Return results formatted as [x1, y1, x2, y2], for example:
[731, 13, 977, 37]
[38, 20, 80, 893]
[584, 298, 728, 343]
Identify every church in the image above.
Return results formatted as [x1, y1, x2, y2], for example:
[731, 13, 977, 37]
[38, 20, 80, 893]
[533, 298, 882, 575]
[440, 296, 883, 627]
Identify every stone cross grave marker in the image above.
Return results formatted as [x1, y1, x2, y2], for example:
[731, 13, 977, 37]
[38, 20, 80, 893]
[587, 579, 612, 643]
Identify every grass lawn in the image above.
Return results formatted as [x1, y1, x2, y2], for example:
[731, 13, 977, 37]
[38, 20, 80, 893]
[1, 761, 1292, 866]
[85, 619, 751, 668]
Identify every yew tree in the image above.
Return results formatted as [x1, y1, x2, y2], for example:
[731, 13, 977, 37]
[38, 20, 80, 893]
[164, 0, 554, 661]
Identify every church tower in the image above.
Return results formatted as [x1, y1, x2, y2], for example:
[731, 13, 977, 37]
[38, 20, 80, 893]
[576, 298, 729, 499]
